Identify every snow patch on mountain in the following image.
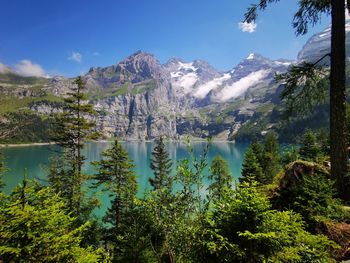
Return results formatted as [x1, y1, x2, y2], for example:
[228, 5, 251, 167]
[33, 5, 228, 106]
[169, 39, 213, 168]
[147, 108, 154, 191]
[246, 53, 256, 60]
[177, 61, 197, 71]
[298, 15, 350, 62]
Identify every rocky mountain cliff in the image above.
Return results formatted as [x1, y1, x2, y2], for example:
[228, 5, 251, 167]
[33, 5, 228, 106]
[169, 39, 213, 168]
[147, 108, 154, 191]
[0, 21, 341, 142]
[0, 51, 291, 141]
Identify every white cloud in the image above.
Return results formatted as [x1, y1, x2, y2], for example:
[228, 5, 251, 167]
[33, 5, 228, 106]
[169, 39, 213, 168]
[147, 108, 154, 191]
[194, 73, 231, 99]
[173, 72, 198, 93]
[215, 69, 270, 102]
[14, 60, 46, 77]
[238, 21, 257, 33]
[92, 51, 100, 56]
[68, 51, 82, 63]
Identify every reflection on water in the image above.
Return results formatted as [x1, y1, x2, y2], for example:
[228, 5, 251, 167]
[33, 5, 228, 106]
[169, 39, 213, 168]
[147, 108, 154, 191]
[1, 141, 248, 195]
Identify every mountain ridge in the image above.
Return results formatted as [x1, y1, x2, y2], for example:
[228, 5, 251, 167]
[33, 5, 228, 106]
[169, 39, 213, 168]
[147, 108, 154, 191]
[0, 21, 341, 143]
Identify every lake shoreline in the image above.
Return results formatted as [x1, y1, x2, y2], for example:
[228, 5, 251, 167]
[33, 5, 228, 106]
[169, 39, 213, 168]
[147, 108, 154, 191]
[0, 138, 236, 148]
[0, 142, 57, 148]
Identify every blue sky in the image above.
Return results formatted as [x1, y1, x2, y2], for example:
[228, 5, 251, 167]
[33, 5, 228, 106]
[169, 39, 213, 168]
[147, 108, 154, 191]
[0, 0, 331, 77]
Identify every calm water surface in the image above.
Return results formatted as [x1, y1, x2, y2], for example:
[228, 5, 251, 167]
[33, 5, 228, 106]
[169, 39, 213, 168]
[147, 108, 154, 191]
[1, 141, 248, 193]
[1, 141, 248, 215]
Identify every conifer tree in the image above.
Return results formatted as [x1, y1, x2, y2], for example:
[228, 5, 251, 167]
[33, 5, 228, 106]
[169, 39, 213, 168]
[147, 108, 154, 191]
[261, 132, 280, 184]
[208, 155, 232, 202]
[0, 153, 5, 190]
[149, 136, 173, 192]
[244, 0, 349, 200]
[50, 76, 98, 217]
[300, 129, 321, 162]
[92, 140, 137, 259]
[240, 147, 264, 184]
[281, 146, 300, 166]
[0, 181, 101, 262]
[250, 137, 264, 165]
[191, 182, 337, 262]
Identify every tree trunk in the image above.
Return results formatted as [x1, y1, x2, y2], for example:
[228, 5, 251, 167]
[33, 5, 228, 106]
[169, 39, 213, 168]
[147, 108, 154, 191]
[330, 0, 349, 201]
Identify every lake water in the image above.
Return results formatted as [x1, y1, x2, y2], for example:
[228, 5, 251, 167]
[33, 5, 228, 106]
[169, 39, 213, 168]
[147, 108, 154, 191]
[1, 141, 248, 216]
[1, 141, 248, 195]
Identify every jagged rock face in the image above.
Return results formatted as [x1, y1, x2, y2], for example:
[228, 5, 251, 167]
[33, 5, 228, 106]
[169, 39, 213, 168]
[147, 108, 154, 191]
[297, 17, 350, 63]
[4, 18, 342, 141]
[94, 82, 178, 140]
[2, 51, 292, 140]
[86, 51, 169, 87]
[3, 20, 350, 142]
[47, 76, 75, 96]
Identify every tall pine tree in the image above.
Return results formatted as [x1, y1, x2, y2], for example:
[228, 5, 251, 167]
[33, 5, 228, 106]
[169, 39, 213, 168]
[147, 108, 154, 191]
[244, 0, 349, 200]
[149, 137, 173, 192]
[50, 76, 98, 217]
[250, 137, 264, 165]
[92, 140, 137, 260]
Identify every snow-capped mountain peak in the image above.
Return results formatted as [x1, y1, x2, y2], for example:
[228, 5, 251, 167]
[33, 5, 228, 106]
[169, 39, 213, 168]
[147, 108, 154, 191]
[246, 53, 256, 60]
[298, 15, 350, 63]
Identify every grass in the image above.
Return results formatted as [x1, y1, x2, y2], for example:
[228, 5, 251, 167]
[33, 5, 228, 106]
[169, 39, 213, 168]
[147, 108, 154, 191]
[0, 95, 62, 114]
[131, 79, 157, 94]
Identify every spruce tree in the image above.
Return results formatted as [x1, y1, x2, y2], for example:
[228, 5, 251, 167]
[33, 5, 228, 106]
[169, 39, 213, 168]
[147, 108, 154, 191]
[149, 137, 173, 192]
[250, 137, 264, 165]
[208, 155, 232, 202]
[146, 137, 176, 261]
[50, 76, 98, 217]
[92, 140, 137, 259]
[281, 146, 300, 166]
[240, 147, 264, 184]
[261, 132, 280, 184]
[299, 129, 321, 162]
[0, 181, 101, 262]
[0, 153, 5, 190]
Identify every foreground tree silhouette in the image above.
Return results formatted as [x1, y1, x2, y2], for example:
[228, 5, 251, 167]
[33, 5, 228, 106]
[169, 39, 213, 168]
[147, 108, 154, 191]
[245, 1, 349, 200]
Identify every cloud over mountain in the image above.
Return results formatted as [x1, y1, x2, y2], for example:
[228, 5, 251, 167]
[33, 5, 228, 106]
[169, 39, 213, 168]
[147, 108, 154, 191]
[215, 69, 270, 102]
[14, 60, 46, 77]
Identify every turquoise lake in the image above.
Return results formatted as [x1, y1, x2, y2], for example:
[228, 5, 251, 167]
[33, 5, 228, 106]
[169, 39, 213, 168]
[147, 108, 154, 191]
[1, 141, 248, 194]
[1, 141, 248, 216]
